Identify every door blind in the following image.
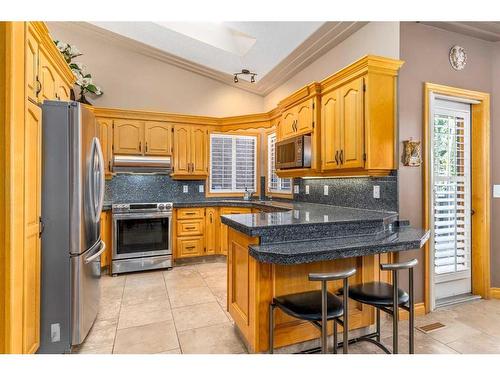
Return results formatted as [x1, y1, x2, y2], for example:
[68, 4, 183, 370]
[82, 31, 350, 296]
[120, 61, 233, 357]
[210, 134, 257, 193]
[432, 111, 471, 276]
[267, 133, 292, 193]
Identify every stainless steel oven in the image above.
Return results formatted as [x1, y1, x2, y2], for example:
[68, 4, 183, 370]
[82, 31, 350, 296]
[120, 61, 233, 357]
[112, 202, 173, 275]
[276, 134, 312, 169]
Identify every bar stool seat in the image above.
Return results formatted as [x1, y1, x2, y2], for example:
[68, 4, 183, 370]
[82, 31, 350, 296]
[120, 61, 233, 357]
[347, 282, 409, 307]
[274, 290, 344, 322]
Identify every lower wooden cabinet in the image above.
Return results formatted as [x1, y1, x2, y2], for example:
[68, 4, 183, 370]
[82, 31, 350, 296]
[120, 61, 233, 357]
[100, 211, 113, 268]
[205, 207, 217, 255]
[219, 207, 252, 256]
[177, 236, 205, 258]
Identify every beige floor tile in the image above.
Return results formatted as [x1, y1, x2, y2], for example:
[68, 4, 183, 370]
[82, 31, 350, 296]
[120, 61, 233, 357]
[80, 325, 117, 350]
[178, 322, 246, 354]
[209, 285, 227, 309]
[100, 285, 125, 301]
[204, 274, 227, 290]
[426, 319, 483, 344]
[168, 285, 216, 308]
[118, 301, 173, 329]
[101, 274, 126, 289]
[96, 299, 122, 321]
[196, 262, 227, 279]
[113, 321, 179, 354]
[74, 344, 114, 354]
[172, 301, 229, 332]
[121, 286, 169, 307]
[447, 332, 500, 354]
[163, 265, 199, 280]
[157, 348, 182, 354]
[164, 272, 207, 290]
[92, 317, 118, 331]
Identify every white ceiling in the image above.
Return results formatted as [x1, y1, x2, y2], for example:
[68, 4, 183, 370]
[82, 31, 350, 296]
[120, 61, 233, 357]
[89, 21, 325, 82]
[420, 22, 500, 42]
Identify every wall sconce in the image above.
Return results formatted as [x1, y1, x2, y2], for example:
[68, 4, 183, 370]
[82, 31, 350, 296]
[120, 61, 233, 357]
[402, 139, 422, 167]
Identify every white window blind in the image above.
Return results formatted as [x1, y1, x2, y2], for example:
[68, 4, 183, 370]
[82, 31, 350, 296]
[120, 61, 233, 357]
[432, 111, 471, 276]
[210, 134, 257, 193]
[267, 133, 292, 194]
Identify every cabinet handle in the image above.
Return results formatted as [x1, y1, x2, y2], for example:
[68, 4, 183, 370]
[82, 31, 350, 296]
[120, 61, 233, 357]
[295, 119, 298, 131]
[340, 149, 344, 164]
[139, 141, 142, 152]
[185, 246, 195, 250]
[36, 77, 42, 96]
[108, 160, 111, 171]
[185, 212, 196, 215]
[335, 150, 339, 165]
[210, 215, 213, 224]
[145, 142, 148, 152]
[185, 226, 196, 230]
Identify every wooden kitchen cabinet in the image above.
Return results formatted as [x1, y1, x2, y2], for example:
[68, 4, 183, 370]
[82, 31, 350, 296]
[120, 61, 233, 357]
[177, 237, 205, 258]
[144, 122, 172, 156]
[171, 124, 208, 179]
[205, 207, 218, 255]
[97, 117, 114, 177]
[278, 99, 314, 141]
[38, 48, 57, 102]
[219, 207, 252, 255]
[100, 211, 112, 269]
[25, 27, 40, 102]
[321, 77, 365, 171]
[177, 219, 205, 237]
[113, 119, 144, 155]
[55, 74, 71, 101]
[280, 108, 296, 140]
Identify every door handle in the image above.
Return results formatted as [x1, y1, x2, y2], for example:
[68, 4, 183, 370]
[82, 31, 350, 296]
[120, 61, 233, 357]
[339, 149, 344, 164]
[85, 242, 106, 264]
[139, 141, 142, 152]
[39, 217, 44, 238]
[335, 150, 339, 165]
[145, 142, 148, 153]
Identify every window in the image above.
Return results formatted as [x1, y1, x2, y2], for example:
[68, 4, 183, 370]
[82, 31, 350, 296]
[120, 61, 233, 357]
[267, 133, 292, 194]
[210, 134, 257, 193]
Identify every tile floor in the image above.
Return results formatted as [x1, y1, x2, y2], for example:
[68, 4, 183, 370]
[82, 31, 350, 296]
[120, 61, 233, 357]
[74, 259, 500, 354]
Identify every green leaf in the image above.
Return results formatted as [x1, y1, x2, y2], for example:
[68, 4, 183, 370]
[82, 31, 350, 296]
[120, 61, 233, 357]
[84, 73, 92, 78]
[85, 84, 98, 93]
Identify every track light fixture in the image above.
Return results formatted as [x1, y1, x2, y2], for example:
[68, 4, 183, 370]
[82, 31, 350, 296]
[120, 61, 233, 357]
[233, 69, 257, 84]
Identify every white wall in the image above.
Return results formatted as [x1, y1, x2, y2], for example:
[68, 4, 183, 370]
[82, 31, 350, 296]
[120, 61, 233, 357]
[47, 23, 266, 117]
[263, 22, 400, 110]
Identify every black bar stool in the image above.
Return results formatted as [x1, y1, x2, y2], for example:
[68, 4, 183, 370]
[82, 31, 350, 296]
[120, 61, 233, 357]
[269, 268, 356, 354]
[343, 258, 417, 354]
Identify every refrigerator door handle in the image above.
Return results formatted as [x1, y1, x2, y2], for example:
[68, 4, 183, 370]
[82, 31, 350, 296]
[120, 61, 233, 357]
[84, 241, 106, 264]
[94, 137, 105, 220]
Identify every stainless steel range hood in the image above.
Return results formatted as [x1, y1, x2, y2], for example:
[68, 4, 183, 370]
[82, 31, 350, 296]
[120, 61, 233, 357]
[113, 155, 171, 174]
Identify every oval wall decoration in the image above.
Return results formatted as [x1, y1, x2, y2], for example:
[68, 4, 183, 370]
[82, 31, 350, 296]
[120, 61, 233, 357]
[449, 45, 467, 71]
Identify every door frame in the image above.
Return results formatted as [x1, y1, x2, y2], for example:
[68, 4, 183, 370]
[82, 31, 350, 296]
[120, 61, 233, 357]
[423, 82, 491, 312]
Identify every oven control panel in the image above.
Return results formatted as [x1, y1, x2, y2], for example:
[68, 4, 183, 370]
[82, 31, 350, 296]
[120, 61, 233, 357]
[112, 202, 173, 213]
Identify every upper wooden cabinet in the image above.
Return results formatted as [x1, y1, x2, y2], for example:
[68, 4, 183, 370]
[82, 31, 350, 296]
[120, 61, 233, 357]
[278, 98, 315, 141]
[25, 23, 73, 105]
[96, 117, 114, 177]
[322, 77, 364, 171]
[171, 124, 208, 179]
[144, 122, 172, 156]
[113, 119, 144, 155]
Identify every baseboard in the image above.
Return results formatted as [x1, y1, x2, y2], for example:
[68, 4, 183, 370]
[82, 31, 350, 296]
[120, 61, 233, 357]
[490, 288, 500, 299]
[399, 302, 427, 320]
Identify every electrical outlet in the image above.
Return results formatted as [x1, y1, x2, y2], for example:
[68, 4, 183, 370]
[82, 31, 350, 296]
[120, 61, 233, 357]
[51, 323, 61, 342]
[494, 185, 500, 198]
[293, 210, 300, 219]
[305, 185, 310, 195]
[198, 185, 204, 193]
[305, 212, 310, 221]
[294, 185, 300, 194]
[183, 185, 188, 193]
[323, 185, 329, 196]
[323, 215, 329, 222]
[373, 185, 380, 199]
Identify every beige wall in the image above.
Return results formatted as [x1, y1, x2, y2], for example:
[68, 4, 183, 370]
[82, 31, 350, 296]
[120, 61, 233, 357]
[398, 22, 500, 302]
[263, 22, 400, 110]
[46, 23, 265, 117]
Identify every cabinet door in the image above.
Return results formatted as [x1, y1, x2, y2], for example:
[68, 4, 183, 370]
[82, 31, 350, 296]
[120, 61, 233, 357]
[25, 28, 39, 102]
[38, 48, 57, 102]
[205, 207, 217, 255]
[340, 77, 365, 169]
[97, 118, 113, 175]
[56, 77, 71, 101]
[23, 101, 42, 354]
[100, 212, 112, 268]
[296, 100, 314, 134]
[144, 122, 172, 156]
[219, 207, 252, 256]
[176, 237, 204, 258]
[113, 119, 144, 155]
[172, 125, 190, 175]
[321, 89, 342, 170]
[190, 126, 207, 175]
[280, 108, 296, 140]
[177, 219, 204, 237]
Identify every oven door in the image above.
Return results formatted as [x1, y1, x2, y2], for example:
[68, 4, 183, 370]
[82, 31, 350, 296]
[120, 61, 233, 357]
[113, 213, 172, 260]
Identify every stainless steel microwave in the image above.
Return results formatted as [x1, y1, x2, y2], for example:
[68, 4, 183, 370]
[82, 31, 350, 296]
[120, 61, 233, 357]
[276, 134, 312, 169]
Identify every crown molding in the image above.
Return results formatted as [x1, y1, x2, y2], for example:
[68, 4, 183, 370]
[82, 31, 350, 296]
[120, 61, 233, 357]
[48, 21, 367, 97]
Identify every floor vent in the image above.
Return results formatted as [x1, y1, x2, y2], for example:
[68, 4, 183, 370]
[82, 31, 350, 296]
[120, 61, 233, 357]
[417, 322, 446, 333]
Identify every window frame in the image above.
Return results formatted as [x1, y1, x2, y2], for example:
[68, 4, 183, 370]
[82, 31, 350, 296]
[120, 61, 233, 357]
[208, 132, 259, 195]
[266, 130, 293, 198]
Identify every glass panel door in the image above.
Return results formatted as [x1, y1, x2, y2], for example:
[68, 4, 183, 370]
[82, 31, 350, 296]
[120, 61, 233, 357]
[116, 217, 170, 258]
[431, 98, 472, 303]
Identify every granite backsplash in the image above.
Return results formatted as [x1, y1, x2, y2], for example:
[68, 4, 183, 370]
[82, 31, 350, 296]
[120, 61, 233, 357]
[290, 172, 398, 212]
[105, 172, 398, 213]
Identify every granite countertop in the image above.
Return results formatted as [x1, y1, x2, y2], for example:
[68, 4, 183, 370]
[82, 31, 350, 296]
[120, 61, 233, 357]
[249, 227, 431, 264]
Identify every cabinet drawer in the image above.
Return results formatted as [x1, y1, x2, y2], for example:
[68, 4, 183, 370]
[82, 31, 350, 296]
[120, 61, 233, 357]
[176, 236, 204, 258]
[177, 208, 205, 219]
[177, 219, 204, 237]
[220, 207, 252, 215]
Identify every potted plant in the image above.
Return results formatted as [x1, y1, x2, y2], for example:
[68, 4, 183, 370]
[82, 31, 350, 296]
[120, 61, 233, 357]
[54, 40, 103, 104]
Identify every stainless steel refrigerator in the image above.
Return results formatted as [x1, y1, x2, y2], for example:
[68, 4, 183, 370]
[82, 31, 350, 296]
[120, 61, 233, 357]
[38, 101, 106, 353]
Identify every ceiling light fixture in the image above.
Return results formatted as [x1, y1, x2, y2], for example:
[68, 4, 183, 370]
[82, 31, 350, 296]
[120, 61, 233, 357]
[233, 69, 257, 84]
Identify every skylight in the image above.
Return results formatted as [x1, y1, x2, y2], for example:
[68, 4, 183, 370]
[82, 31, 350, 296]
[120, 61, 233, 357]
[154, 22, 256, 57]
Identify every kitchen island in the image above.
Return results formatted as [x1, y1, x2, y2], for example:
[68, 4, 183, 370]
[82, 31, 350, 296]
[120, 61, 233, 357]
[221, 204, 429, 353]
